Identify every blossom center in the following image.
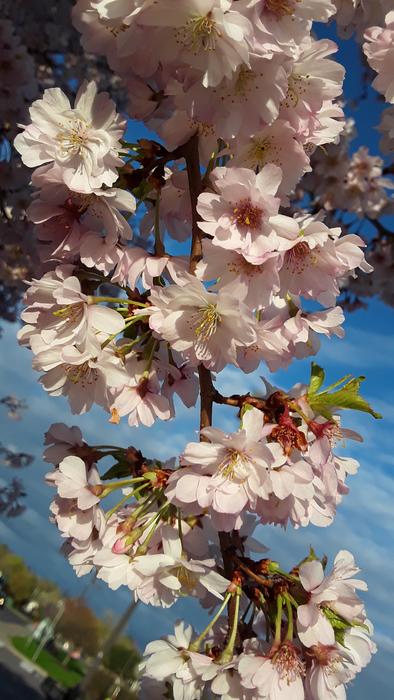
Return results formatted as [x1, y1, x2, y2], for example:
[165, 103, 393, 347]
[284, 74, 309, 108]
[311, 643, 342, 672]
[194, 304, 221, 341]
[233, 199, 263, 229]
[53, 302, 83, 323]
[64, 361, 98, 385]
[173, 565, 197, 592]
[265, 0, 300, 19]
[227, 257, 263, 278]
[57, 118, 90, 158]
[272, 642, 305, 683]
[218, 449, 250, 481]
[284, 241, 312, 273]
[233, 66, 256, 98]
[244, 136, 279, 169]
[177, 13, 221, 52]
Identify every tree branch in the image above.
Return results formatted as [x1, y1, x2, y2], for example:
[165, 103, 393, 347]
[185, 132, 240, 649]
[184, 132, 204, 274]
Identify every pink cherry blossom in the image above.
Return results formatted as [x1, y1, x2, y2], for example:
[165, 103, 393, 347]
[14, 81, 126, 193]
[364, 11, 394, 103]
[279, 216, 370, 306]
[197, 238, 281, 310]
[305, 625, 376, 700]
[20, 269, 125, 350]
[141, 620, 218, 700]
[112, 245, 188, 291]
[197, 165, 299, 262]
[297, 552, 367, 648]
[50, 496, 105, 543]
[111, 356, 172, 427]
[32, 342, 127, 414]
[246, 0, 336, 57]
[47, 455, 101, 510]
[230, 120, 311, 198]
[138, 0, 253, 88]
[43, 422, 84, 465]
[166, 408, 287, 529]
[149, 274, 257, 372]
[238, 641, 305, 700]
[123, 526, 229, 607]
[29, 163, 136, 248]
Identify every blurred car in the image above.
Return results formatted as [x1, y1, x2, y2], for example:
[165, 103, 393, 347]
[0, 572, 7, 608]
[41, 677, 81, 700]
[41, 677, 66, 699]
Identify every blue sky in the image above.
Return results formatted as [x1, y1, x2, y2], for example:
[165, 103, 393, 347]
[1, 18, 393, 699]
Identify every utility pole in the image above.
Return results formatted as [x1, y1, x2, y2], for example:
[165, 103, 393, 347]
[67, 600, 139, 699]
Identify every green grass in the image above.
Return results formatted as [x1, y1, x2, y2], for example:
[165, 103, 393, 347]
[12, 636, 83, 688]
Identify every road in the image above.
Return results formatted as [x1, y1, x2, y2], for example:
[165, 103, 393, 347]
[0, 606, 44, 699]
[0, 642, 44, 698]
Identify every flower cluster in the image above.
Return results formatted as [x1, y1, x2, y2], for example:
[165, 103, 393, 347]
[166, 395, 363, 532]
[13, 1, 384, 698]
[140, 551, 376, 700]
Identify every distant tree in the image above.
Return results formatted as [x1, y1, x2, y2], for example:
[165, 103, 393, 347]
[57, 598, 103, 657]
[0, 548, 38, 601]
[103, 637, 140, 681]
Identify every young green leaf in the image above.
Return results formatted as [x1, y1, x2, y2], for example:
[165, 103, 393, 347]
[308, 363, 325, 396]
[307, 365, 382, 420]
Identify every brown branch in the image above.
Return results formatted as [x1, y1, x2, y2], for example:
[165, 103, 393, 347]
[184, 131, 204, 274]
[184, 132, 240, 646]
[213, 391, 268, 412]
[198, 365, 216, 434]
[234, 559, 273, 589]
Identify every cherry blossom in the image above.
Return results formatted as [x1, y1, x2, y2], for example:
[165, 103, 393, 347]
[43, 423, 84, 465]
[149, 274, 257, 371]
[166, 407, 287, 529]
[297, 551, 367, 647]
[364, 11, 394, 103]
[14, 81, 126, 192]
[138, 0, 253, 88]
[32, 342, 127, 414]
[238, 641, 305, 700]
[20, 268, 125, 349]
[141, 620, 215, 700]
[111, 356, 172, 427]
[46, 455, 102, 510]
[197, 165, 299, 261]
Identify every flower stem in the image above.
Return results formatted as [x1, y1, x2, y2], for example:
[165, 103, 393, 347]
[217, 587, 241, 664]
[102, 477, 147, 494]
[189, 592, 232, 652]
[143, 339, 158, 376]
[134, 503, 169, 555]
[104, 481, 150, 520]
[101, 316, 144, 349]
[89, 296, 148, 307]
[285, 596, 294, 641]
[275, 595, 283, 644]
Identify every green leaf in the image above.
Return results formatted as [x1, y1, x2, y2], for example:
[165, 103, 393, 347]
[322, 607, 351, 631]
[102, 462, 132, 481]
[308, 363, 325, 396]
[307, 365, 382, 420]
[335, 629, 347, 647]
